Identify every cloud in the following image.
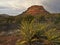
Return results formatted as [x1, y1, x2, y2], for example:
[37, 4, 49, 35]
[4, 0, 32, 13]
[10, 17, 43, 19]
[42, 0, 60, 13]
[0, 6, 26, 15]
[0, 0, 60, 15]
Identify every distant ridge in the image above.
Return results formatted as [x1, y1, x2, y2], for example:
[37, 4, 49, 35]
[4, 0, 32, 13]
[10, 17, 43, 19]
[0, 14, 9, 17]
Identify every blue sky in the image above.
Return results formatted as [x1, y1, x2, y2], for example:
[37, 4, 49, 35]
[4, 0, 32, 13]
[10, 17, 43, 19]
[0, 0, 60, 16]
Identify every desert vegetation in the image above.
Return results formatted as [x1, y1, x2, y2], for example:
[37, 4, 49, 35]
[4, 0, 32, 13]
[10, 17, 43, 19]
[15, 14, 60, 45]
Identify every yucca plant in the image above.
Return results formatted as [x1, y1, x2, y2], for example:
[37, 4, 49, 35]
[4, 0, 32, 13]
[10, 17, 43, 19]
[16, 18, 51, 45]
[16, 17, 60, 45]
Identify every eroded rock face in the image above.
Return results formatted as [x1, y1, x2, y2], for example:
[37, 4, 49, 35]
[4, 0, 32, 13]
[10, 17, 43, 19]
[25, 5, 49, 15]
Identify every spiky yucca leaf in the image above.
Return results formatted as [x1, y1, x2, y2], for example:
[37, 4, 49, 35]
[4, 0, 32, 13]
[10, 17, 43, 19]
[35, 25, 60, 45]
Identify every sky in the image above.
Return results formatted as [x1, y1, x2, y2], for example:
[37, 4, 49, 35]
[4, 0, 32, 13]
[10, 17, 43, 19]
[0, 0, 60, 16]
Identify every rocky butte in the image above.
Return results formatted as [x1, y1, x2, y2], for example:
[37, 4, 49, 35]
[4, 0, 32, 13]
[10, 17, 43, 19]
[24, 5, 50, 15]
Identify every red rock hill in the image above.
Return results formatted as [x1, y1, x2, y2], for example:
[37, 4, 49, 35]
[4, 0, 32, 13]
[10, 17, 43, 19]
[25, 5, 50, 15]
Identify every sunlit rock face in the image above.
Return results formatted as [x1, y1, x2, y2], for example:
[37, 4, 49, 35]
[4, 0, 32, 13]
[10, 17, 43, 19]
[25, 5, 50, 15]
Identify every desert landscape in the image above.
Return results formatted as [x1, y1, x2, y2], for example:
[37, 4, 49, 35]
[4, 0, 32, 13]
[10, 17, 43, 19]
[0, 5, 60, 45]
